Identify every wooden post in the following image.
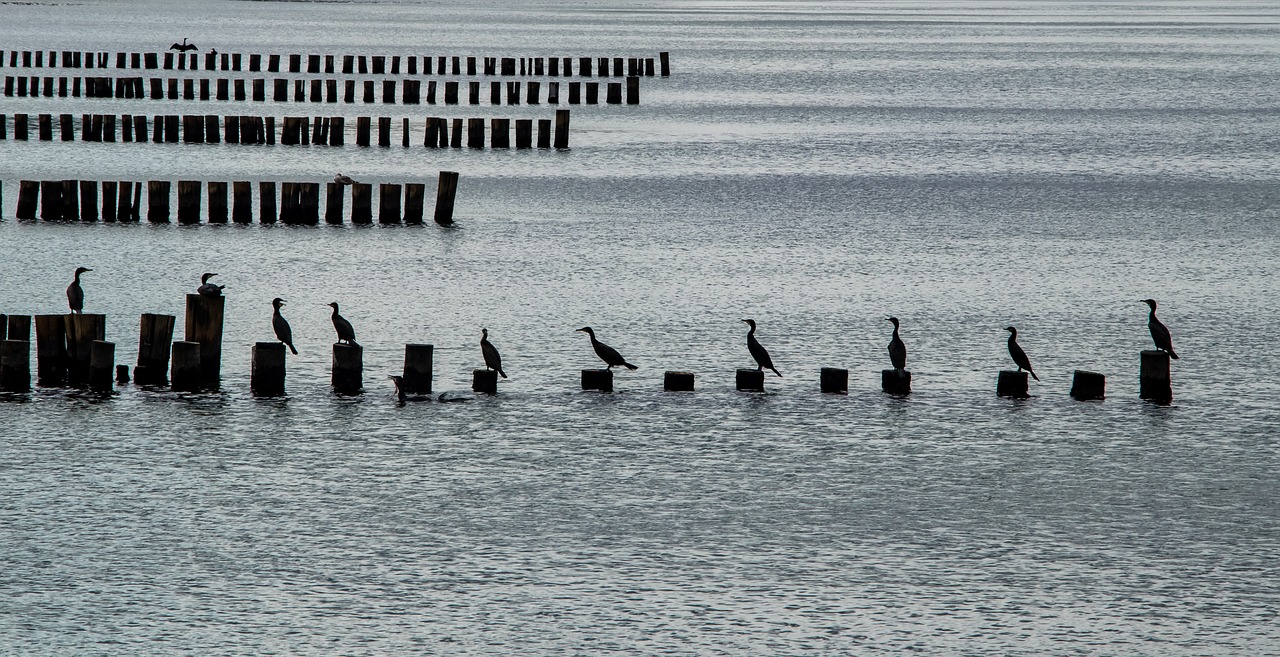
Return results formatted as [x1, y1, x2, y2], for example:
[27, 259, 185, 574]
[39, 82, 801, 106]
[351, 183, 372, 224]
[102, 181, 117, 222]
[491, 118, 509, 148]
[378, 116, 391, 147]
[660, 51, 670, 76]
[356, 116, 370, 147]
[208, 182, 228, 223]
[60, 179, 79, 220]
[232, 181, 252, 223]
[259, 181, 277, 223]
[251, 341, 286, 396]
[997, 370, 1029, 398]
[402, 117, 410, 147]
[736, 368, 765, 392]
[514, 119, 531, 148]
[0, 340, 31, 392]
[664, 371, 695, 391]
[820, 367, 848, 394]
[403, 184, 425, 224]
[185, 294, 224, 386]
[882, 369, 912, 395]
[300, 183, 319, 224]
[626, 76, 639, 104]
[64, 313, 105, 387]
[147, 180, 170, 223]
[17, 180, 38, 219]
[378, 184, 402, 223]
[472, 369, 498, 395]
[332, 343, 363, 394]
[78, 181, 98, 222]
[581, 369, 613, 392]
[8, 315, 30, 342]
[177, 180, 201, 224]
[116, 364, 129, 384]
[467, 117, 484, 148]
[402, 344, 433, 394]
[434, 171, 459, 226]
[325, 182, 345, 224]
[40, 180, 63, 221]
[115, 181, 133, 222]
[89, 340, 114, 392]
[1070, 370, 1105, 401]
[34, 314, 68, 387]
[554, 109, 570, 148]
[586, 83, 599, 104]
[606, 82, 621, 104]
[170, 341, 201, 392]
[330, 116, 344, 146]
[1139, 351, 1172, 402]
[134, 313, 174, 385]
[537, 119, 551, 148]
[451, 118, 462, 148]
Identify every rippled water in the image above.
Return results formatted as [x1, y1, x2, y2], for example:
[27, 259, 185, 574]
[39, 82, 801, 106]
[2, 0, 1279, 654]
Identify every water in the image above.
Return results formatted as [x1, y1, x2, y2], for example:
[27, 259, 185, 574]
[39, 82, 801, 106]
[2, 1, 1279, 653]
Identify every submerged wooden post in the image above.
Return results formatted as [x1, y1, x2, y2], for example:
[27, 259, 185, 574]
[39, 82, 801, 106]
[251, 341, 286, 397]
[1139, 351, 1172, 403]
[378, 116, 391, 147]
[170, 341, 202, 392]
[1070, 370, 1105, 401]
[351, 183, 372, 224]
[64, 313, 105, 387]
[378, 183, 402, 223]
[0, 340, 31, 392]
[537, 119, 551, 148]
[434, 171, 459, 226]
[820, 367, 848, 394]
[882, 369, 912, 395]
[472, 369, 498, 395]
[581, 369, 613, 392]
[402, 344, 433, 394]
[89, 340, 114, 391]
[332, 343, 363, 394]
[664, 371, 695, 392]
[34, 314, 68, 387]
[134, 312, 175, 385]
[997, 370, 1029, 398]
[736, 368, 765, 392]
[185, 294, 224, 386]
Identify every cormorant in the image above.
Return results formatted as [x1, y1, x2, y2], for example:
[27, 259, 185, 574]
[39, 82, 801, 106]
[576, 327, 637, 370]
[272, 298, 297, 355]
[481, 328, 507, 378]
[1141, 299, 1179, 359]
[328, 302, 358, 346]
[742, 319, 782, 377]
[887, 316, 906, 371]
[169, 38, 197, 52]
[1005, 326, 1039, 381]
[334, 173, 356, 185]
[66, 267, 91, 314]
[197, 272, 225, 297]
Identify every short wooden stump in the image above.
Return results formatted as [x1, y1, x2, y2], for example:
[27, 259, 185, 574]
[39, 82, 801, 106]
[170, 340, 202, 392]
[0, 339, 31, 392]
[473, 368, 498, 395]
[251, 342, 286, 397]
[88, 340, 114, 392]
[115, 364, 130, 384]
[1139, 350, 1172, 403]
[664, 371, 695, 392]
[996, 370, 1029, 399]
[736, 368, 765, 392]
[402, 343, 433, 394]
[821, 367, 848, 394]
[881, 369, 911, 395]
[1070, 370, 1105, 401]
[332, 343, 363, 394]
[581, 368, 613, 392]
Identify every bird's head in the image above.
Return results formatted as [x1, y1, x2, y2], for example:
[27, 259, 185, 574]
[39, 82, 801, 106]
[272, 297, 285, 308]
[481, 328, 488, 338]
[575, 327, 594, 336]
[201, 272, 217, 283]
[388, 375, 403, 386]
[74, 267, 92, 275]
[328, 302, 339, 310]
[1141, 299, 1157, 309]
[741, 319, 756, 329]
[887, 316, 899, 327]
[1005, 326, 1017, 335]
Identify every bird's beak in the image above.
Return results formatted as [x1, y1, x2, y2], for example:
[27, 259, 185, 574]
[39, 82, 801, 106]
[85, 268, 93, 272]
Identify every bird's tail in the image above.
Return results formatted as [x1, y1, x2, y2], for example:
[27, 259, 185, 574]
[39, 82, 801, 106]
[1169, 350, 1179, 360]
[498, 367, 508, 379]
[770, 367, 783, 378]
[287, 343, 298, 355]
[623, 362, 638, 370]
[1030, 370, 1040, 381]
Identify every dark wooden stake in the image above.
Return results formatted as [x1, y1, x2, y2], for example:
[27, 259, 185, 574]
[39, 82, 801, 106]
[0, 340, 31, 392]
[64, 313, 105, 387]
[351, 183, 372, 224]
[134, 313, 174, 385]
[997, 370, 1029, 398]
[89, 340, 114, 392]
[664, 371, 695, 391]
[820, 367, 848, 394]
[251, 341, 286, 397]
[472, 369, 498, 395]
[185, 294, 224, 386]
[434, 171, 459, 226]
[881, 369, 911, 395]
[403, 184, 425, 224]
[736, 368, 765, 392]
[34, 314, 68, 387]
[1070, 370, 1105, 401]
[581, 369, 613, 392]
[170, 341, 201, 392]
[402, 344, 433, 394]
[332, 343, 363, 394]
[1139, 350, 1172, 403]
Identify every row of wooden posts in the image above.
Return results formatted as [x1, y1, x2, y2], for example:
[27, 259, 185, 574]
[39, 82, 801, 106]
[4, 174, 461, 225]
[0, 307, 1176, 402]
[0, 111, 571, 149]
[3, 75, 640, 106]
[2, 50, 671, 78]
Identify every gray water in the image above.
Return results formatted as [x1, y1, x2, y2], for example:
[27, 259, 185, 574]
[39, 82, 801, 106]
[2, 1, 1279, 654]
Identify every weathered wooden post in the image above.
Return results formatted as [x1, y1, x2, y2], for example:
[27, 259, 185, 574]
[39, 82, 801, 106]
[34, 314, 68, 386]
[134, 313, 174, 385]
[882, 369, 911, 395]
[514, 119, 531, 148]
[402, 344, 433, 394]
[1139, 351, 1172, 403]
[185, 293, 224, 386]
[554, 109, 570, 148]
[177, 180, 201, 224]
[147, 180, 170, 223]
[79, 181, 98, 222]
[491, 118, 509, 148]
[170, 341, 201, 392]
[330, 116, 344, 146]
[451, 118, 463, 148]
[325, 182, 344, 224]
[736, 369, 765, 392]
[626, 76, 639, 105]
[17, 180, 39, 219]
[403, 184, 424, 224]
[351, 183, 372, 224]
[40, 180, 63, 221]
[60, 179, 79, 220]
[581, 369, 613, 392]
[660, 51, 670, 76]
[996, 371, 1029, 398]
[378, 116, 391, 147]
[820, 367, 848, 394]
[332, 343, 363, 394]
[229, 181, 250, 223]
[208, 182, 228, 223]
[434, 171, 459, 226]
[378, 184, 402, 223]
[356, 116, 370, 147]
[259, 181, 277, 223]
[548, 82, 559, 104]
[116, 364, 129, 384]
[606, 82, 622, 104]
[586, 83, 599, 104]
[64, 313, 105, 387]
[89, 340, 114, 391]
[101, 181, 117, 222]
[472, 368, 498, 395]
[402, 117, 410, 147]
[664, 371, 695, 391]
[251, 342, 286, 396]
[8, 315, 30, 342]
[300, 183, 319, 224]
[0, 339, 31, 392]
[1070, 370, 1105, 401]
[537, 119, 551, 149]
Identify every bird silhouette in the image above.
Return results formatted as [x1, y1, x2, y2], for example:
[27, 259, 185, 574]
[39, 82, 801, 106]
[66, 267, 91, 314]
[197, 272, 225, 297]
[169, 38, 197, 53]
[328, 302, 358, 346]
[1141, 299, 1179, 359]
[742, 319, 782, 377]
[887, 316, 907, 371]
[1005, 326, 1039, 381]
[334, 173, 356, 185]
[272, 298, 297, 355]
[481, 328, 507, 378]
[576, 327, 637, 370]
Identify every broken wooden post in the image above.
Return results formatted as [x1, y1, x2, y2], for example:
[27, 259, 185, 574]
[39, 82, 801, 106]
[997, 371, 1029, 398]
[402, 344, 433, 394]
[820, 367, 848, 394]
[736, 368, 765, 392]
[0, 339, 31, 392]
[116, 364, 129, 384]
[1070, 370, 1105, 401]
[64, 313, 105, 387]
[581, 369, 613, 392]
[664, 371, 695, 391]
[134, 313, 174, 385]
[1139, 351, 1172, 403]
[882, 369, 911, 395]
[332, 343, 363, 394]
[170, 341, 201, 392]
[89, 340, 114, 392]
[251, 342, 286, 397]
[185, 293, 224, 386]
[434, 171, 459, 226]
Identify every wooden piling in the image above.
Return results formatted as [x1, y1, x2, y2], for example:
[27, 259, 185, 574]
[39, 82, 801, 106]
[79, 180, 97, 222]
[134, 313, 175, 385]
[401, 344, 433, 394]
[232, 182, 251, 223]
[325, 182, 345, 224]
[63, 313, 104, 387]
[554, 109, 570, 148]
[34, 314, 68, 387]
[996, 370, 1029, 398]
[403, 184, 425, 224]
[40, 180, 63, 221]
[259, 181, 277, 223]
[402, 117, 410, 147]
[515, 119, 531, 149]
[451, 119, 462, 148]
[1070, 370, 1105, 401]
[330, 116, 344, 146]
[185, 294, 224, 385]
[586, 83, 599, 104]
[664, 371, 695, 392]
[356, 116, 370, 147]
[208, 182, 228, 223]
[491, 118, 510, 148]
[626, 76, 639, 104]
[472, 369, 498, 395]
[660, 51, 670, 76]
[606, 82, 622, 104]
[300, 183, 320, 224]
[581, 369, 613, 392]
[61, 179, 79, 220]
[434, 171, 459, 226]
[1139, 350, 1172, 403]
[537, 119, 551, 148]
[177, 180, 201, 224]
[116, 364, 129, 384]
[820, 367, 848, 394]
[881, 369, 912, 395]
[378, 184, 402, 223]
[378, 116, 391, 147]
[89, 340, 114, 392]
[332, 343, 363, 394]
[736, 369, 765, 392]
[147, 180, 170, 223]
[251, 341, 286, 397]
[351, 183, 372, 224]
[0, 340, 31, 392]
[17, 181, 38, 219]
[170, 341, 202, 392]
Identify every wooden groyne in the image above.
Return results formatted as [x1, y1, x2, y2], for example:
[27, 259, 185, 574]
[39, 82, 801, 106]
[0, 110, 570, 149]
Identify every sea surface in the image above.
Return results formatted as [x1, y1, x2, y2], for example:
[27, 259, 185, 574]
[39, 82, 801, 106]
[1, 0, 1279, 654]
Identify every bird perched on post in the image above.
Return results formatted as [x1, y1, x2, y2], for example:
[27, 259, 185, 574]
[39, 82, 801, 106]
[197, 273, 224, 297]
[1005, 326, 1039, 380]
[169, 38, 197, 52]
[481, 328, 507, 378]
[742, 319, 782, 377]
[272, 298, 297, 355]
[1141, 299, 1179, 359]
[67, 267, 91, 314]
[576, 327, 637, 370]
[887, 316, 907, 371]
[334, 173, 356, 185]
[328, 302, 358, 346]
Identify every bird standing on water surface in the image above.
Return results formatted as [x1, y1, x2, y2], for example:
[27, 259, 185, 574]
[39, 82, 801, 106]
[1005, 326, 1039, 380]
[272, 298, 298, 355]
[481, 328, 507, 378]
[1141, 299, 1179, 359]
[576, 327, 637, 370]
[887, 317, 907, 371]
[328, 302, 358, 346]
[197, 273, 225, 297]
[742, 319, 782, 377]
[66, 267, 91, 314]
